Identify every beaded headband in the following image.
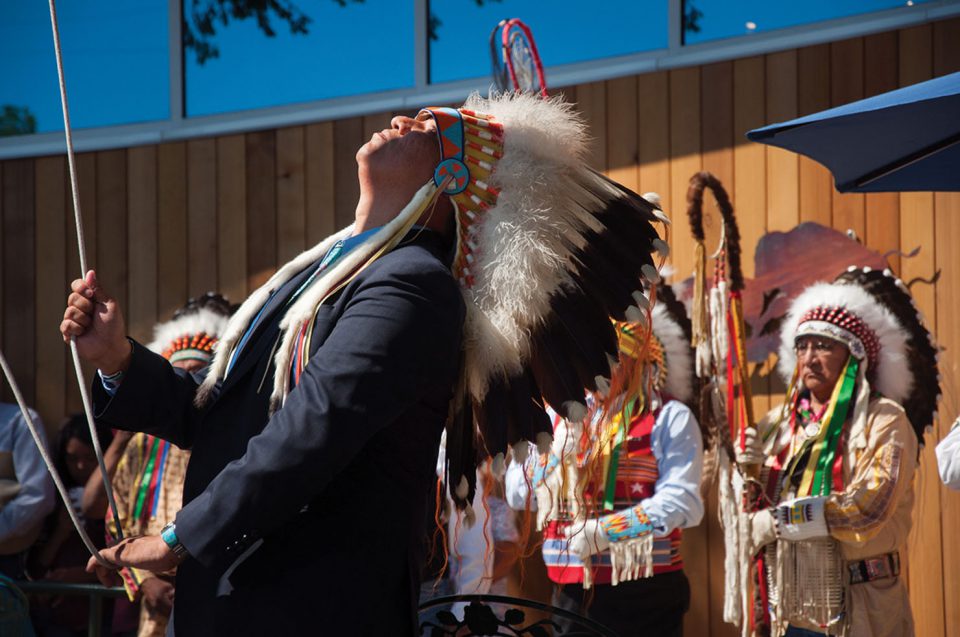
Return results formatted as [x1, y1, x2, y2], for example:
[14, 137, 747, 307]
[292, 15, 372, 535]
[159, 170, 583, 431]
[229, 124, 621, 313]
[416, 107, 504, 289]
[162, 333, 218, 364]
[796, 307, 881, 371]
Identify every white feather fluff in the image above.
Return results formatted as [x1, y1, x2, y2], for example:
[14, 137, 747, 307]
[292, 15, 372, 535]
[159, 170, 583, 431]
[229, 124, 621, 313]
[652, 303, 694, 404]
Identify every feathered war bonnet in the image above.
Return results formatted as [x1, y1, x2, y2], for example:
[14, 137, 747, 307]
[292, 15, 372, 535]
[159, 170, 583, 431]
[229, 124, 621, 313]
[437, 93, 668, 507]
[193, 92, 667, 506]
[777, 266, 940, 446]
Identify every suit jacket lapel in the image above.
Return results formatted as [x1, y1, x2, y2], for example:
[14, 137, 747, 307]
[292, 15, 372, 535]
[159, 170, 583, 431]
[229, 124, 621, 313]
[216, 229, 452, 400]
[218, 259, 321, 397]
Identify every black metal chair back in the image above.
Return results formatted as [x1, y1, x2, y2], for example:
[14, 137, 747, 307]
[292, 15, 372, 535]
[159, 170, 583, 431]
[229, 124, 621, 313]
[418, 593, 618, 637]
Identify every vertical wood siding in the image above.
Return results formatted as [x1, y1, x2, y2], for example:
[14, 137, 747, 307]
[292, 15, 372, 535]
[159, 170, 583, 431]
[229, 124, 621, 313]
[1, 18, 958, 636]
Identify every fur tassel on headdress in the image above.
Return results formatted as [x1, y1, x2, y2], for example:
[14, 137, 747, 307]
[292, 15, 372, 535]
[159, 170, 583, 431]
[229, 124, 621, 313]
[193, 226, 352, 408]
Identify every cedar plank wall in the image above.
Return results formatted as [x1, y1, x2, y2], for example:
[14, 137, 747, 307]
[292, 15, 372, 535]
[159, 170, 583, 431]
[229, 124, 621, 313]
[1, 18, 958, 636]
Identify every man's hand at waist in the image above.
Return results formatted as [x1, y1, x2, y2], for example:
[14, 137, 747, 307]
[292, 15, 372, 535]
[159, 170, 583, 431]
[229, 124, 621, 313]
[86, 535, 183, 587]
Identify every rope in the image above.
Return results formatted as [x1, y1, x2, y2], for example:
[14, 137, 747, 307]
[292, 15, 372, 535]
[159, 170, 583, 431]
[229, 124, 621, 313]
[0, 350, 110, 567]
[47, 0, 124, 546]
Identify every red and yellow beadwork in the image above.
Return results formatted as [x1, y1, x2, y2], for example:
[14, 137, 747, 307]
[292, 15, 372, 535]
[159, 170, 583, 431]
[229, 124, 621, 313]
[797, 305, 880, 369]
[417, 106, 504, 290]
[161, 333, 218, 364]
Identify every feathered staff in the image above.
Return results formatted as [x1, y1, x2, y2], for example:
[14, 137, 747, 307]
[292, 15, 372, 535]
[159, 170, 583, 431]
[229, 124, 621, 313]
[685, 172, 756, 634]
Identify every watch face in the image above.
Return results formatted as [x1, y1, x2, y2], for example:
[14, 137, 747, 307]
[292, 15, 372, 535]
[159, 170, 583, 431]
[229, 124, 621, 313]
[161, 523, 177, 545]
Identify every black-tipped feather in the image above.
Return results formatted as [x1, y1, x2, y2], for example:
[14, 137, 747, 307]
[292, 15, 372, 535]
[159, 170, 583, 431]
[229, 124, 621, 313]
[583, 170, 662, 222]
[529, 319, 588, 420]
[549, 289, 618, 388]
[497, 370, 554, 450]
[594, 199, 661, 249]
[519, 369, 553, 442]
[476, 373, 510, 458]
[580, 226, 657, 279]
[834, 268, 940, 446]
[446, 393, 478, 509]
[564, 240, 637, 320]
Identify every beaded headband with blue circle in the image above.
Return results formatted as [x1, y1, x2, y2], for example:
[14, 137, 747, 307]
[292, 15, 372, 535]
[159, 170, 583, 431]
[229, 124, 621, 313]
[417, 106, 504, 289]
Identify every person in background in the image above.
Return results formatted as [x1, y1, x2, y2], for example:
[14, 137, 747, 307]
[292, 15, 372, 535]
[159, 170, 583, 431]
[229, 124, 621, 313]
[0, 403, 55, 580]
[83, 294, 231, 637]
[29, 414, 113, 637]
[936, 417, 960, 490]
[740, 268, 939, 637]
[448, 463, 520, 603]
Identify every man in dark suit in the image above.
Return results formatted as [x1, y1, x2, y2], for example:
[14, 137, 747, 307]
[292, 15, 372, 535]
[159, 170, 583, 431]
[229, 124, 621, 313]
[61, 114, 464, 635]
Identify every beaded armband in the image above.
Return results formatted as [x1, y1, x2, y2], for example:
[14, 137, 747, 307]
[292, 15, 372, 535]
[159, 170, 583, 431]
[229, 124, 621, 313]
[599, 504, 653, 543]
[774, 496, 829, 542]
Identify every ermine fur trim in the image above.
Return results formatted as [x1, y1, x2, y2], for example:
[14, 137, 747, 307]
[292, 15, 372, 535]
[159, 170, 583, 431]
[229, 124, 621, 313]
[194, 181, 441, 409]
[652, 303, 694, 404]
[270, 182, 433, 410]
[194, 225, 352, 406]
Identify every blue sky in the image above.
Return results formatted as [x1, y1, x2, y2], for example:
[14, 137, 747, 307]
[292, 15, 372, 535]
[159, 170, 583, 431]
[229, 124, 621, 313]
[185, 0, 414, 117]
[0, 0, 927, 133]
[0, 0, 168, 133]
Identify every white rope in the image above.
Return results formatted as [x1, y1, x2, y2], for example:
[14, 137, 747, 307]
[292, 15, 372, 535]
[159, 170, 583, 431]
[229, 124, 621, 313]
[0, 350, 110, 567]
[48, 0, 124, 545]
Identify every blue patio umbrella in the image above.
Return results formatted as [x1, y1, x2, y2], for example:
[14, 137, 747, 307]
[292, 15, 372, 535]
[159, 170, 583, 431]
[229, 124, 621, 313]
[747, 71, 960, 193]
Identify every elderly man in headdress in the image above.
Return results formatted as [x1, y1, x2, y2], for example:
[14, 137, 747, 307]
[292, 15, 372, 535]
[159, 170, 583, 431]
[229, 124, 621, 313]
[61, 93, 667, 636]
[741, 267, 939, 637]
